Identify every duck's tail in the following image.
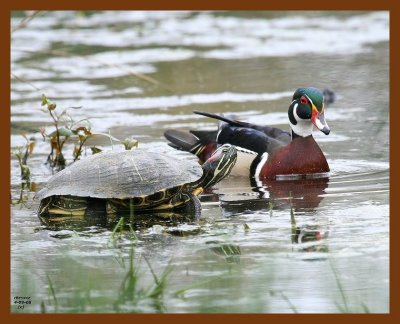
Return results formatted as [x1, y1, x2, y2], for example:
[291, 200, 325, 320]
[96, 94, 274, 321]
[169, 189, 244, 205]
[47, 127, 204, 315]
[164, 129, 218, 163]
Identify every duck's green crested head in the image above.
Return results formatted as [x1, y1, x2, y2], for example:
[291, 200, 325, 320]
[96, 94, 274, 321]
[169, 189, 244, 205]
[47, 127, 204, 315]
[293, 87, 324, 112]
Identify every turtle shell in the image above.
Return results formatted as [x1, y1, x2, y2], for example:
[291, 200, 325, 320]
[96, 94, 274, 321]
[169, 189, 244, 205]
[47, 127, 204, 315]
[35, 149, 203, 201]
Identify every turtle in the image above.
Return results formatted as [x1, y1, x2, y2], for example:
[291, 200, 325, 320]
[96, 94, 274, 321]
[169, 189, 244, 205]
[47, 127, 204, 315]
[35, 144, 237, 219]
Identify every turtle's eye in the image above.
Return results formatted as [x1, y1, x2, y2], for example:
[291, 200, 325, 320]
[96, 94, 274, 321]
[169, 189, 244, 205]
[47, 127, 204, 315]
[300, 96, 308, 105]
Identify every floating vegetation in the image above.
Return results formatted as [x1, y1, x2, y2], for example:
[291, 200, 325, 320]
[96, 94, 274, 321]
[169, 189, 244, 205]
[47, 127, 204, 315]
[12, 133, 35, 185]
[109, 224, 174, 313]
[290, 204, 296, 244]
[206, 241, 241, 264]
[39, 94, 138, 170]
[108, 216, 137, 249]
[11, 134, 36, 206]
[268, 201, 274, 217]
[45, 274, 58, 312]
[121, 137, 139, 151]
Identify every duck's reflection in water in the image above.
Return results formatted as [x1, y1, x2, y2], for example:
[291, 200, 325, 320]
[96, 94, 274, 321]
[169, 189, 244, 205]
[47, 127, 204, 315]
[214, 176, 330, 253]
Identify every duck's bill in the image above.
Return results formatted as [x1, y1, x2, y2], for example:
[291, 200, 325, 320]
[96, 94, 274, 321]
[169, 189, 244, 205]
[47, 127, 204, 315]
[311, 106, 330, 135]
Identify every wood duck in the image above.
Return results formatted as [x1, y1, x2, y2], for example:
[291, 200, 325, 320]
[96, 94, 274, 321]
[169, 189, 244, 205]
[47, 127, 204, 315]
[165, 87, 331, 180]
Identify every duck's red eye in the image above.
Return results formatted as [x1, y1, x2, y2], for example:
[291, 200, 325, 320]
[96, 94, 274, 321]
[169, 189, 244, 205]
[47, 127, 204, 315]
[300, 96, 308, 105]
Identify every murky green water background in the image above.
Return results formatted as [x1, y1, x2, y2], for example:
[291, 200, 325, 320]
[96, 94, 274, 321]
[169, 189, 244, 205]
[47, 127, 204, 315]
[10, 11, 389, 313]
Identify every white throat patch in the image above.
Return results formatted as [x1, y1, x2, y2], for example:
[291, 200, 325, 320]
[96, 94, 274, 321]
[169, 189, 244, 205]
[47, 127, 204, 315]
[290, 103, 313, 137]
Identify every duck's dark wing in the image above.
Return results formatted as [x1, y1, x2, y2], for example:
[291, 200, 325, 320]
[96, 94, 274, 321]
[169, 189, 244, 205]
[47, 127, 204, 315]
[194, 110, 291, 145]
[217, 124, 285, 155]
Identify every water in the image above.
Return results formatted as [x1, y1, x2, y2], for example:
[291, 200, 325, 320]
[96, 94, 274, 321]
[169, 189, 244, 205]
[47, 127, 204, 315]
[10, 11, 389, 313]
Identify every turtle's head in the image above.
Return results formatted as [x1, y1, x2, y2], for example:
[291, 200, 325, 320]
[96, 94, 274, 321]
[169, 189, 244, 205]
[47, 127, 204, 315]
[199, 144, 237, 189]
